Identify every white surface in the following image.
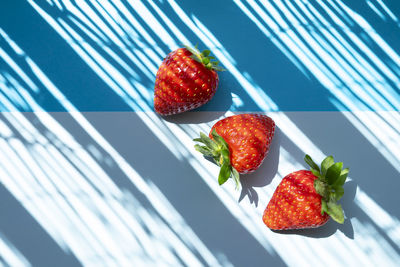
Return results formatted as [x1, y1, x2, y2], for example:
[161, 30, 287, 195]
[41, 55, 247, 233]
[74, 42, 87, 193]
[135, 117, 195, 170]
[1, 111, 399, 266]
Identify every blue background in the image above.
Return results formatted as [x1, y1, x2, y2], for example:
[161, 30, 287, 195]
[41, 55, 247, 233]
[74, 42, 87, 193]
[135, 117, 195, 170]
[1, 0, 399, 112]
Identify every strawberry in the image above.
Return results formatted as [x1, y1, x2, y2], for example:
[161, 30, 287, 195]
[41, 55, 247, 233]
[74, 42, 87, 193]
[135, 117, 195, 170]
[263, 155, 349, 230]
[154, 45, 224, 115]
[193, 114, 275, 188]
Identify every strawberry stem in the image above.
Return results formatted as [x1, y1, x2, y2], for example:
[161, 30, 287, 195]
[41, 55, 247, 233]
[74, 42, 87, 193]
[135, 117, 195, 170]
[304, 154, 349, 224]
[194, 129, 240, 189]
[184, 45, 226, 71]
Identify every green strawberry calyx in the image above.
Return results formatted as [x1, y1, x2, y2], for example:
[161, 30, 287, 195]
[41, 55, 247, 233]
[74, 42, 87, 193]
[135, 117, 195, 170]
[193, 129, 240, 189]
[184, 44, 226, 71]
[304, 154, 349, 224]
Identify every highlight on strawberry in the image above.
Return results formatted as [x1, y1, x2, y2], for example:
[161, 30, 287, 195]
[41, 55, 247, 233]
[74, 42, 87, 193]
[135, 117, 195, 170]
[154, 45, 225, 116]
[193, 114, 275, 189]
[263, 154, 349, 230]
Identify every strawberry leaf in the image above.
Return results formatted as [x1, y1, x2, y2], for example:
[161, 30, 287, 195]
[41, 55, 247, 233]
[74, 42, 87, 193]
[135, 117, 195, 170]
[211, 129, 229, 150]
[221, 149, 230, 165]
[304, 154, 320, 172]
[310, 168, 321, 178]
[334, 168, 349, 187]
[184, 45, 199, 55]
[333, 185, 344, 201]
[195, 132, 218, 151]
[321, 156, 334, 177]
[190, 54, 202, 64]
[194, 145, 213, 157]
[211, 66, 226, 71]
[326, 162, 343, 185]
[202, 49, 211, 57]
[232, 167, 240, 189]
[218, 163, 231, 185]
[194, 129, 239, 188]
[184, 45, 225, 71]
[202, 57, 210, 65]
[308, 154, 349, 224]
[326, 200, 344, 224]
[321, 199, 328, 215]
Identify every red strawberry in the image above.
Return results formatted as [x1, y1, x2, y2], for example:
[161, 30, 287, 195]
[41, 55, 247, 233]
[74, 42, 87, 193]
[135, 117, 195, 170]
[154, 45, 224, 115]
[263, 155, 349, 230]
[194, 114, 275, 188]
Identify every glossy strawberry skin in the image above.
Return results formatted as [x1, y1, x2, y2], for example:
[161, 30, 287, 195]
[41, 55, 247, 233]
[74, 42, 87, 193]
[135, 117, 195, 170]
[154, 48, 219, 115]
[263, 170, 330, 230]
[210, 114, 275, 174]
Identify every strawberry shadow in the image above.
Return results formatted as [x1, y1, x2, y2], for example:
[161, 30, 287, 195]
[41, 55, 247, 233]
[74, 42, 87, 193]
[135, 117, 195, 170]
[238, 127, 282, 207]
[270, 180, 357, 239]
